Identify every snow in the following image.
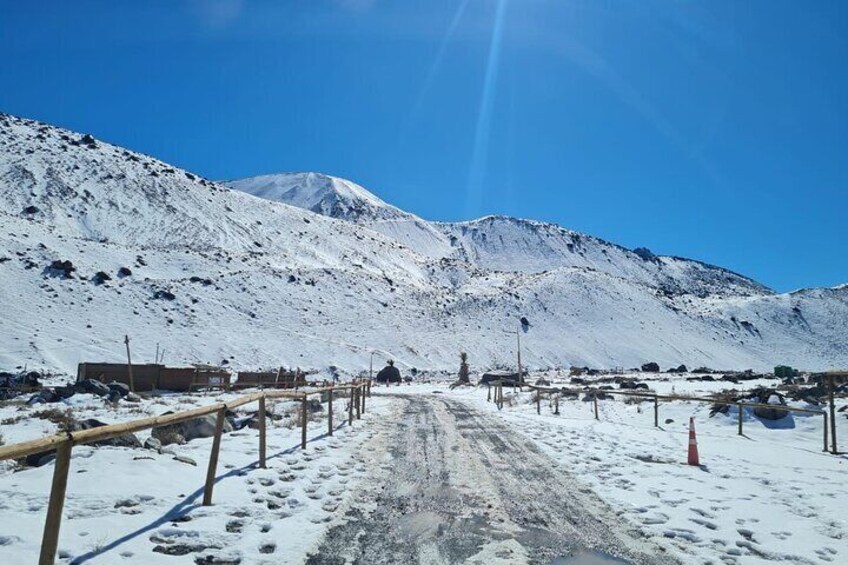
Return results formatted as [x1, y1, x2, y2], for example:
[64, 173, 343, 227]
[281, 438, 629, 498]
[0, 385, 391, 564]
[441, 379, 848, 565]
[1, 112, 847, 377]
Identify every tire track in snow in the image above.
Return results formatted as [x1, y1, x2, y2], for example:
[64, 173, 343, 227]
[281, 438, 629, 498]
[306, 394, 677, 564]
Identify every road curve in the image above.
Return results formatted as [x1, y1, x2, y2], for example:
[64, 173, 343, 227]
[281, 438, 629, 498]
[306, 394, 676, 565]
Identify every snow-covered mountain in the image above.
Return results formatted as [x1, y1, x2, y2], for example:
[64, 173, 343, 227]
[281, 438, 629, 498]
[1, 113, 846, 375]
[229, 174, 769, 299]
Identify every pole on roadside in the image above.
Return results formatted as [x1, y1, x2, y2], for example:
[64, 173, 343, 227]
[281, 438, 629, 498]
[828, 374, 837, 454]
[124, 335, 135, 392]
[653, 395, 659, 427]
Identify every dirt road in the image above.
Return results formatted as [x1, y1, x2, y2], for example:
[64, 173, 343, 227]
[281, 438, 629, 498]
[306, 394, 676, 564]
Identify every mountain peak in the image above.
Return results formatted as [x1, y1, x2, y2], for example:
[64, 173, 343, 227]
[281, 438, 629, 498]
[227, 172, 406, 222]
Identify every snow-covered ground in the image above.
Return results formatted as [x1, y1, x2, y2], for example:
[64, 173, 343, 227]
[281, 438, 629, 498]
[2, 113, 848, 376]
[441, 378, 848, 565]
[0, 385, 391, 564]
[1, 375, 845, 564]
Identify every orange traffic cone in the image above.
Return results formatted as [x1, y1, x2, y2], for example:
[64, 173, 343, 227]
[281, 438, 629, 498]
[687, 417, 700, 466]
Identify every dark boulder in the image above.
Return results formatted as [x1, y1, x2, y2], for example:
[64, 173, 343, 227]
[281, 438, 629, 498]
[117, 267, 133, 278]
[91, 271, 111, 285]
[22, 205, 40, 215]
[641, 362, 660, 373]
[46, 259, 75, 278]
[75, 379, 111, 397]
[633, 247, 658, 262]
[753, 394, 790, 421]
[152, 413, 233, 445]
[153, 289, 176, 301]
[27, 388, 60, 404]
[55, 385, 77, 400]
[74, 419, 142, 448]
[107, 381, 130, 396]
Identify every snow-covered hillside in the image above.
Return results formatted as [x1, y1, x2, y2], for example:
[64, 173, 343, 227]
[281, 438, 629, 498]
[1, 113, 846, 375]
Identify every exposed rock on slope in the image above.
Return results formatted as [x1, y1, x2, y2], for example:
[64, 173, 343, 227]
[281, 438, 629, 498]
[1, 113, 846, 374]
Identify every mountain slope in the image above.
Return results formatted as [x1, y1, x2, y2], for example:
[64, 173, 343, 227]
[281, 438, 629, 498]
[227, 174, 770, 299]
[1, 113, 846, 375]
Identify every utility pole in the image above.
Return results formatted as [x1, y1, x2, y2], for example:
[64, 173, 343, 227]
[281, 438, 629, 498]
[369, 351, 375, 381]
[516, 330, 523, 385]
[124, 335, 135, 392]
[503, 328, 524, 385]
[155, 343, 159, 365]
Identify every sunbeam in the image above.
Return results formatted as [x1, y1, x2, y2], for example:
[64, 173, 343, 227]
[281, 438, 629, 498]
[407, 0, 472, 126]
[465, 0, 508, 218]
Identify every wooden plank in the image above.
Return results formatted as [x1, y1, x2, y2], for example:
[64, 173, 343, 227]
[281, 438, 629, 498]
[38, 441, 72, 565]
[202, 408, 226, 506]
[654, 396, 659, 427]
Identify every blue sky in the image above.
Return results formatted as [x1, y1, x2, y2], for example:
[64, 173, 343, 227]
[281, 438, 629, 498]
[1, 1, 845, 292]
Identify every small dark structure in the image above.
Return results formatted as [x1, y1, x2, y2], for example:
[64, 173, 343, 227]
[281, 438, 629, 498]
[375, 360, 402, 384]
[233, 368, 307, 389]
[479, 370, 522, 387]
[76, 362, 230, 392]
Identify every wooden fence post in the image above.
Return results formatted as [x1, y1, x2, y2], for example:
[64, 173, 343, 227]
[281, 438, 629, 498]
[536, 390, 541, 415]
[202, 407, 227, 506]
[487, 385, 491, 402]
[38, 441, 72, 565]
[355, 386, 361, 420]
[301, 395, 308, 450]
[360, 385, 366, 415]
[828, 374, 837, 454]
[124, 335, 135, 393]
[823, 413, 828, 453]
[367, 380, 372, 397]
[737, 403, 743, 436]
[554, 393, 560, 415]
[348, 388, 354, 426]
[258, 396, 266, 469]
[653, 395, 659, 427]
[593, 395, 599, 420]
[328, 388, 334, 437]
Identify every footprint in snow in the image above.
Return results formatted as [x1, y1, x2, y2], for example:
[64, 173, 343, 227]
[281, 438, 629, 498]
[690, 517, 718, 530]
[640, 512, 669, 525]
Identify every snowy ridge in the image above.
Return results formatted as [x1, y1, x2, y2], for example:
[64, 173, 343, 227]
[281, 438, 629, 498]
[1, 113, 847, 374]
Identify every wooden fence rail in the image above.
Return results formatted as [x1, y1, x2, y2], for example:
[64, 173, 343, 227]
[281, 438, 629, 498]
[488, 382, 833, 454]
[0, 381, 370, 565]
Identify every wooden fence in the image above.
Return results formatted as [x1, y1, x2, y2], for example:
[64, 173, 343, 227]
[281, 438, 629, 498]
[487, 382, 835, 454]
[0, 380, 372, 565]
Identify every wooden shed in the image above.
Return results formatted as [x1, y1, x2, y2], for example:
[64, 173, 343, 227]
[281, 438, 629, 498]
[76, 363, 230, 392]
[234, 368, 306, 389]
